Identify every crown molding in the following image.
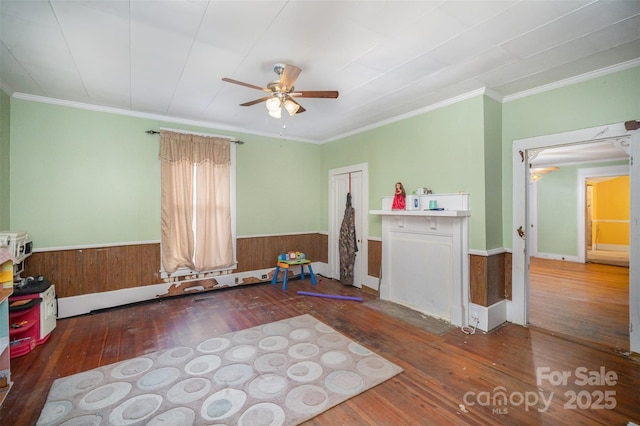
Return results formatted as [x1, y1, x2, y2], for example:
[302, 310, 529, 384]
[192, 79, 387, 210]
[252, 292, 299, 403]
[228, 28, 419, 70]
[10, 92, 317, 144]
[10, 58, 639, 144]
[322, 87, 491, 143]
[503, 59, 640, 103]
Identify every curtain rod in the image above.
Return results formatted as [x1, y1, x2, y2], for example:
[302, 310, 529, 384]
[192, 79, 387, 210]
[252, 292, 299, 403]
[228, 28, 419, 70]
[145, 130, 244, 144]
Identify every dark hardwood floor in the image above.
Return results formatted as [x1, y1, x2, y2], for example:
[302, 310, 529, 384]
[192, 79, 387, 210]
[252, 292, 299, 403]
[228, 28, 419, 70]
[2, 276, 639, 425]
[529, 257, 630, 352]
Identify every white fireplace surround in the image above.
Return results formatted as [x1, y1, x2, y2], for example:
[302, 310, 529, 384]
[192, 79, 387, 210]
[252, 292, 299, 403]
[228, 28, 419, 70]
[370, 193, 471, 328]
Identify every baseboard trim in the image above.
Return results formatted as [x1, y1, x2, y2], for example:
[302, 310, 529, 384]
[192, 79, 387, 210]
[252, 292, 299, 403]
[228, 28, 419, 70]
[470, 300, 508, 332]
[58, 262, 328, 318]
[535, 253, 580, 263]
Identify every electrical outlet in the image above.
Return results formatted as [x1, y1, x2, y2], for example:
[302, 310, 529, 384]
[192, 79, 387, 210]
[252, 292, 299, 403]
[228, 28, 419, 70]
[261, 274, 269, 280]
[471, 305, 480, 320]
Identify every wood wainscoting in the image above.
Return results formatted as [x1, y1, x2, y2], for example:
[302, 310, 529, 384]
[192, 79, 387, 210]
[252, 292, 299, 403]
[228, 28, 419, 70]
[367, 239, 381, 278]
[23, 233, 328, 298]
[470, 252, 505, 307]
[469, 251, 511, 307]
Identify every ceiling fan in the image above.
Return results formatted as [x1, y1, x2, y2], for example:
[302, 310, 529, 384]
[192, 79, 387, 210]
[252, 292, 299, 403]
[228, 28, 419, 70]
[222, 64, 339, 118]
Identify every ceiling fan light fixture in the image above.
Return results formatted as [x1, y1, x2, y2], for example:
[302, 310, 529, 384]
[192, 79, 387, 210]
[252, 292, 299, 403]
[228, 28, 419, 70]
[265, 97, 281, 112]
[268, 107, 281, 118]
[284, 99, 300, 116]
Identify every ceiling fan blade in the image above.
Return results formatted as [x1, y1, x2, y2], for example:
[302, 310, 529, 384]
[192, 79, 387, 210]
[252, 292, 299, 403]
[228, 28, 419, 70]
[290, 90, 339, 99]
[222, 77, 271, 93]
[279, 64, 302, 92]
[240, 96, 272, 107]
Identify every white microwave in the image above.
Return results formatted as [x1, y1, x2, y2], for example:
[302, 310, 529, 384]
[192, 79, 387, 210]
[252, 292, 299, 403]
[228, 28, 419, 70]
[0, 231, 33, 263]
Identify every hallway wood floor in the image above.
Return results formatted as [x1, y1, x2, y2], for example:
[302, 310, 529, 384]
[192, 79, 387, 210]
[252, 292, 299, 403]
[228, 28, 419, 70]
[2, 276, 639, 425]
[529, 257, 630, 352]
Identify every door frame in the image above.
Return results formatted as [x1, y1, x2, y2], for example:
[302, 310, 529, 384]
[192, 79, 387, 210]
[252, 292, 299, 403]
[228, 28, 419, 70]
[511, 122, 639, 353]
[328, 163, 369, 288]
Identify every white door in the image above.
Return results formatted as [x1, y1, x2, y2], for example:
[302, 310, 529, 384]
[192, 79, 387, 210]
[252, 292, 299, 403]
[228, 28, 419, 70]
[329, 164, 368, 288]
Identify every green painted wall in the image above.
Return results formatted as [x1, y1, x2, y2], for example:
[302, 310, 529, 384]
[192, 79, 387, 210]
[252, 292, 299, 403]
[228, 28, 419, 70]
[483, 96, 503, 249]
[235, 135, 322, 236]
[502, 66, 640, 248]
[9, 99, 322, 248]
[536, 165, 581, 256]
[0, 91, 9, 230]
[320, 96, 488, 249]
[536, 160, 628, 256]
[7, 65, 639, 254]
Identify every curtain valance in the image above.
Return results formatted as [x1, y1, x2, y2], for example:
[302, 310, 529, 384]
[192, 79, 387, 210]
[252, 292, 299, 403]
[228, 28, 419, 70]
[159, 130, 230, 165]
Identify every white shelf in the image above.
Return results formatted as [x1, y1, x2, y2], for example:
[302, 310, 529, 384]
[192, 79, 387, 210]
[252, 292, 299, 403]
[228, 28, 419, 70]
[370, 209, 471, 217]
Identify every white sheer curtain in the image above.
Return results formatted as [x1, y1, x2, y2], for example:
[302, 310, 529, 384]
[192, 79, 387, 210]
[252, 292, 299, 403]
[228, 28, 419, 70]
[160, 130, 234, 274]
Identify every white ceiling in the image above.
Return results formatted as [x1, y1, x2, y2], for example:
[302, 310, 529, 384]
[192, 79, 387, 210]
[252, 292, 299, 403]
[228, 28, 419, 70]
[1, 0, 639, 143]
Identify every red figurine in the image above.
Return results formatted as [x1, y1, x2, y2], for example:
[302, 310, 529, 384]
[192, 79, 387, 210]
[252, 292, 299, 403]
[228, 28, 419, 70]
[392, 182, 406, 210]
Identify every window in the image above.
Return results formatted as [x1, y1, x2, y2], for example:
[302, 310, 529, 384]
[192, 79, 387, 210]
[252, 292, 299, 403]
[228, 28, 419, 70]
[159, 129, 236, 278]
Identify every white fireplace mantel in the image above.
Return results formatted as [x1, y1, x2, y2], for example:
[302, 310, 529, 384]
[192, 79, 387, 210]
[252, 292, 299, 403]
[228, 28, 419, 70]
[370, 193, 470, 327]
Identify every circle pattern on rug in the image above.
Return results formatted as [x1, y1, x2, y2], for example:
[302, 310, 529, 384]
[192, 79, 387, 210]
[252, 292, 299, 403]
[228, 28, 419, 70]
[108, 394, 163, 425]
[262, 321, 291, 336]
[201, 388, 247, 421]
[325, 370, 364, 395]
[317, 333, 349, 348]
[49, 370, 105, 399]
[348, 341, 373, 356]
[197, 337, 231, 354]
[315, 322, 335, 333]
[248, 374, 288, 399]
[184, 355, 222, 375]
[288, 342, 320, 359]
[137, 367, 181, 391]
[289, 327, 315, 341]
[290, 315, 316, 328]
[356, 356, 396, 378]
[285, 384, 329, 414]
[213, 363, 254, 386]
[238, 402, 285, 426]
[224, 344, 258, 362]
[157, 346, 194, 364]
[78, 382, 133, 411]
[254, 353, 289, 373]
[287, 361, 323, 383]
[320, 350, 353, 369]
[232, 329, 263, 344]
[36, 400, 73, 424]
[258, 335, 289, 352]
[111, 358, 154, 379]
[166, 377, 212, 404]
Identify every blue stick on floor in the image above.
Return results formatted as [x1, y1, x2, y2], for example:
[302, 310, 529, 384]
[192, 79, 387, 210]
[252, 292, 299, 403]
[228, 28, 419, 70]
[297, 291, 363, 302]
